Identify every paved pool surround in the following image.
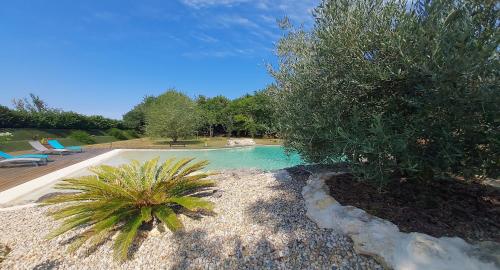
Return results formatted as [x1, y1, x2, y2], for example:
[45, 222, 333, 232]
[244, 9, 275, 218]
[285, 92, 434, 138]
[0, 149, 123, 206]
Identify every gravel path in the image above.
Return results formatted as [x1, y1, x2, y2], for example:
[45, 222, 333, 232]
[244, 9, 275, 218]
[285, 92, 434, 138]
[0, 169, 382, 270]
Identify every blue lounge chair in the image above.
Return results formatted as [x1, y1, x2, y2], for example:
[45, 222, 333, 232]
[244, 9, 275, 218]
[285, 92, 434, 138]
[0, 157, 47, 167]
[0, 150, 49, 161]
[29, 140, 70, 156]
[48, 140, 83, 152]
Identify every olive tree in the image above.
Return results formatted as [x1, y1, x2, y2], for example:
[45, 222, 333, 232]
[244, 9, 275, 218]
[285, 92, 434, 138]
[145, 90, 199, 142]
[270, 0, 499, 186]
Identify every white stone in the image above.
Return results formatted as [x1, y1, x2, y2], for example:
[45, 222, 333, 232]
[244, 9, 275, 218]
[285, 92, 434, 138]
[226, 138, 256, 147]
[302, 172, 499, 270]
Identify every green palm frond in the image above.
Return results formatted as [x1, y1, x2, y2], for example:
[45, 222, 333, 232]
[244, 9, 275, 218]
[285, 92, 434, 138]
[153, 205, 183, 231]
[44, 157, 216, 261]
[113, 211, 143, 260]
[168, 196, 214, 212]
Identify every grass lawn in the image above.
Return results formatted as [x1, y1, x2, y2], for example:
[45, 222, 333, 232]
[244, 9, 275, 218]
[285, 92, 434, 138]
[0, 128, 126, 153]
[3, 134, 282, 155]
[2, 128, 108, 140]
[86, 137, 282, 149]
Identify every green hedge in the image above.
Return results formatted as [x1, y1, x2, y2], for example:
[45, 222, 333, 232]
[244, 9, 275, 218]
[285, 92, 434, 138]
[69, 131, 96, 144]
[0, 106, 122, 130]
[2, 128, 108, 141]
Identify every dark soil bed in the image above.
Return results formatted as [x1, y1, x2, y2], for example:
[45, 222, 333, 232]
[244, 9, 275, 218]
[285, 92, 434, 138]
[322, 173, 500, 243]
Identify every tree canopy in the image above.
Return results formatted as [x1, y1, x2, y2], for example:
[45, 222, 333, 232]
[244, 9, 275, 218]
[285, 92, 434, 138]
[196, 95, 230, 137]
[0, 94, 122, 130]
[270, 0, 499, 185]
[122, 96, 156, 132]
[124, 87, 277, 138]
[145, 90, 200, 142]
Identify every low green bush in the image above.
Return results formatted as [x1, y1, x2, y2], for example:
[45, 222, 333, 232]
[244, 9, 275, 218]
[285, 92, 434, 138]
[123, 129, 140, 139]
[0, 132, 13, 145]
[69, 130, 95, 144]
[107, 128, 128, 140]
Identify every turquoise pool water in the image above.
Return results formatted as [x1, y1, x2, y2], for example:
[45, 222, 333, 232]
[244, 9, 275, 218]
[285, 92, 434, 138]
[102, 146, 303, 171]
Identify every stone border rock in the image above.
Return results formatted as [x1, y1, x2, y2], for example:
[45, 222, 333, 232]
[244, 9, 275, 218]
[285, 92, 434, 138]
[302, 172, 499, 270]
[226, 138, 256, 147]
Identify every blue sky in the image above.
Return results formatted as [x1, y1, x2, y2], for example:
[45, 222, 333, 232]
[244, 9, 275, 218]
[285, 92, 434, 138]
[0, 0, 318, 119]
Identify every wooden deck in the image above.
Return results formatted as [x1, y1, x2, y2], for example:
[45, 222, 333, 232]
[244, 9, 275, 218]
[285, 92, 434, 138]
[0, 149, 110, 192]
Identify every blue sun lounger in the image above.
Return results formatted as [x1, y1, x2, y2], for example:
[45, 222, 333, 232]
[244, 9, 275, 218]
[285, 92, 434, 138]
[0, 150, 49, 160]
[0, 151, 49, 167]
[0, 157, 47, 167]
[48, 139, 83, 152]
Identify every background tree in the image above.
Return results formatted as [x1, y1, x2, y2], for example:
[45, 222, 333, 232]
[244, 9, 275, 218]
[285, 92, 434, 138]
[145, 90, 199, 142]
[196, 95, 230, 137]
[124, 88, 277, 138]
[123, 96, 156, 132]
[12, 93, 48, 113]
[270, 0, 499, 185]
[222, 89, 276, 137]
[2, 95, 122, 130]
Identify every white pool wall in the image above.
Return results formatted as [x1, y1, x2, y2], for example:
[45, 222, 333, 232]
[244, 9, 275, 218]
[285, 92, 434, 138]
[0, 149, 123, 205]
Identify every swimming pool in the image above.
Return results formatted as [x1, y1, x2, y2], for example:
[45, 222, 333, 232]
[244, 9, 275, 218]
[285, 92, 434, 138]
[1, 146, 303, 206]
[95, 146, 302, 171]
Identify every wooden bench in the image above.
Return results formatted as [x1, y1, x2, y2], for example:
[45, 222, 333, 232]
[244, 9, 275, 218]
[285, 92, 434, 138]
[169, 141, 186, 148]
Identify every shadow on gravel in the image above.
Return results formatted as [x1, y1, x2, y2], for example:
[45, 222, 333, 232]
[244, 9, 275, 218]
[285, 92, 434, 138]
[168, 168, 379, 269]
[32, 259, 61, 270]
[245, 169, 310, 234]
[169, 229, 244, 269]
[169, 228, 295, 269]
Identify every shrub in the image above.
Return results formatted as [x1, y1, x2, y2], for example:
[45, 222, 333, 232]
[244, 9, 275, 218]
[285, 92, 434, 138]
[0, 132, 13, 145]
[123, 129, 140, 139]
[270, 0, 499, 186]
[43, 158, 215, 261]
[69, 130, 95, 144]
[107, 128, 128, 140]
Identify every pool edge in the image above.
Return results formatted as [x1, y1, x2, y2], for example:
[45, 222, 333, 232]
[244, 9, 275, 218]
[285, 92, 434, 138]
[0, 149, 123, 205]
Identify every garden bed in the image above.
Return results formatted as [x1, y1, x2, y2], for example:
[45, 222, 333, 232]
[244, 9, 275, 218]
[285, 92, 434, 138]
[324, 173, 500, 243]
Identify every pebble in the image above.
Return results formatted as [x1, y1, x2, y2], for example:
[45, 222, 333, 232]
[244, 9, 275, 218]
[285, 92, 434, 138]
[0, 169, 382, 270]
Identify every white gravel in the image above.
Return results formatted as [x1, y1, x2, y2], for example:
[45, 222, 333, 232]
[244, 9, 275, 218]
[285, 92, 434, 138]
[0, 169, 382, 270]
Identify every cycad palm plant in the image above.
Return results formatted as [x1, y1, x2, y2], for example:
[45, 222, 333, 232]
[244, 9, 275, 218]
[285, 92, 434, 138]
[43, 158, 216, 261]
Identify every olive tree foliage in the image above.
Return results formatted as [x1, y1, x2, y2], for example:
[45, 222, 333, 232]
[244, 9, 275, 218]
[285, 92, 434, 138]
[270, 0, 499, 185]
[145, 90, 199, 142]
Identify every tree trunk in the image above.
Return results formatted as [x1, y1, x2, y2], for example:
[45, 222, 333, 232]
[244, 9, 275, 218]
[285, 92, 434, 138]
[172, 136, 178, 143]
[209, 125, 214, 137]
